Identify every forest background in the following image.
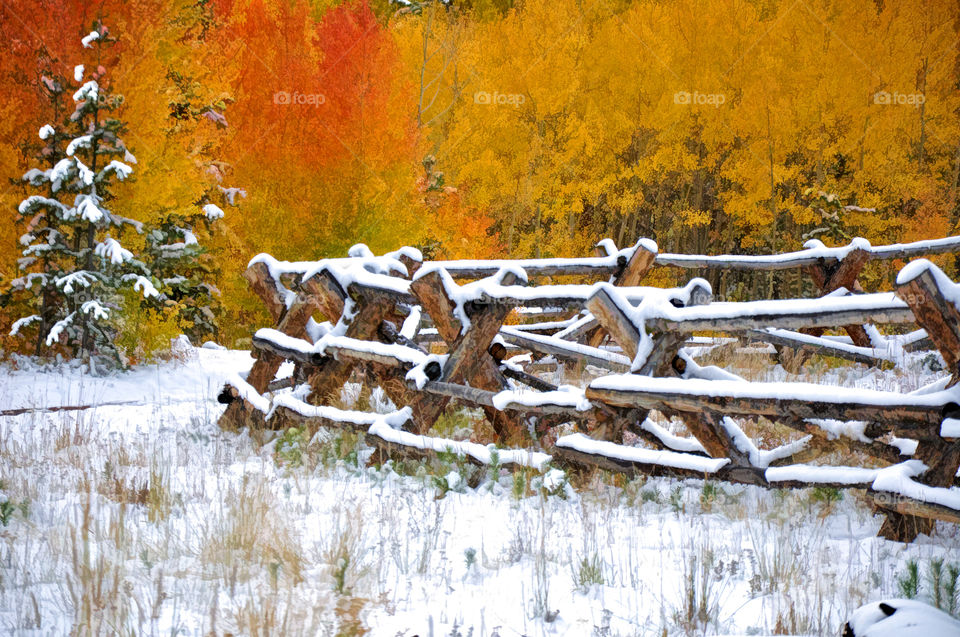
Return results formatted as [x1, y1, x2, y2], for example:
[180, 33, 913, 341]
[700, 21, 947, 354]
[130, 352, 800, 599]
[1, 0, 958, 354]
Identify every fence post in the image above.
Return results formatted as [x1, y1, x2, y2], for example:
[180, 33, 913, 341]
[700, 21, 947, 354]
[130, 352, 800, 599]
[586, 239, 658, 348]
[880, 261, 960, 541]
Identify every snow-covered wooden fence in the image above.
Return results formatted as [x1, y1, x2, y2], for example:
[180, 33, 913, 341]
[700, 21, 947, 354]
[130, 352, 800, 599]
[218, 237, 960, 542]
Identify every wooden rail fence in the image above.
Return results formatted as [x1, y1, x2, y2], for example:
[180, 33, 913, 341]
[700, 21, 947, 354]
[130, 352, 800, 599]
[218, 237, 960, 542]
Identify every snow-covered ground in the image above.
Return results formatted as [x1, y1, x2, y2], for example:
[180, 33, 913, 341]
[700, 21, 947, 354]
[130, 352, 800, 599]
[0, 346, 958, 636]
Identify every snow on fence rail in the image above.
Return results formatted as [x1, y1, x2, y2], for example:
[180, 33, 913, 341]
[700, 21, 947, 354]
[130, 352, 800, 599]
[432, 235, 960, 275]
[218, 237, 960, 543]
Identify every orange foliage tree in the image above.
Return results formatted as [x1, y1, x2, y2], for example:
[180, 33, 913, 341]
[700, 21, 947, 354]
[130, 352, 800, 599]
[5, 0, 960, 350]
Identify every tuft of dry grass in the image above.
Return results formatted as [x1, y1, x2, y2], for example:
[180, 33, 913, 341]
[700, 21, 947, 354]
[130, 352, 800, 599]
[200, 474, 305, 586]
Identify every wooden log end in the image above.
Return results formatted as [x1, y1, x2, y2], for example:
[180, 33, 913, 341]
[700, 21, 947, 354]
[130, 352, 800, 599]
[876, 509, 936, 543]
[217, 385, 236, 404]
[424, 360, 443, 382]
[489, 341, 508, 363]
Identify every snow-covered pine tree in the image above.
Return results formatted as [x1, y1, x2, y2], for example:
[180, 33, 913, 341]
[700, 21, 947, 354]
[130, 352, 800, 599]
[35, 22, 159, 369]
[141, 198, 225, 343]
[9, 72, 73, 354]
[801, 189, 860, 244]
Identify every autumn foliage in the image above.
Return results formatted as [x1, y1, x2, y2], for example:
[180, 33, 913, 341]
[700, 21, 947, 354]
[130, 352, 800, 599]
[2, 0, 959, 347]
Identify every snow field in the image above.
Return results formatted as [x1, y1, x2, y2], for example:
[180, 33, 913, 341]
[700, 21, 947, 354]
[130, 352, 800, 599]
[0, 348, 958, 635]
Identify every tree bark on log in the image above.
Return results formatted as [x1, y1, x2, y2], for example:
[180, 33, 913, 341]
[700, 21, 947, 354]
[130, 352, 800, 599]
[586, 241, 657, 347]
[880, 266, 960, 540]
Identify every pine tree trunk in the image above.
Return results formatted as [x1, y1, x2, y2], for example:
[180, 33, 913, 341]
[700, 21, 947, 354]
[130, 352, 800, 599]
[80, 43, 102, 362]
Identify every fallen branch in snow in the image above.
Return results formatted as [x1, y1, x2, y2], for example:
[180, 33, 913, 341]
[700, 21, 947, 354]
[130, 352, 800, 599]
[0, 400, 142, 417]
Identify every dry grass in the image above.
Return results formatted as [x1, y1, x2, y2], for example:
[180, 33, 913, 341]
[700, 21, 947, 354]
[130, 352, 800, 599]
[0, 353, 958, 635]
[200, 475, 305, 587]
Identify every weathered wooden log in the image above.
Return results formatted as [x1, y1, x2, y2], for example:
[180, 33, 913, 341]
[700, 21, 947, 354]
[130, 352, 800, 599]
[347, 279, 417, 308]
[875, 439, 960, 542]
[584, 384, 947, 432]
[586, 241, 657, 348]
[413, 270, 527, 440]
[746, 328, 888, 366]
[395, 252, 422, 279]
[586, 279, 745, 457]
[867, 236, 960, 261]
[646, 300, 914, 334]
[214, 383, 270, 430]
[584, 286, 643, 359]
[474, 292, 601, 310]
[250, 329, 440, 387]
[410, 269, 463, 342]
[364, 432, 548, 480]
[802, 247, 872, 347]
[884, 263, 960, 540]
[902, 332, 934, 352]
[509, 318, 582, 336]
[365, 434, 489, 477]
[441, 287, 517, 385]
[500, 366, 558, 393]
[870, 490, 960, 526]
[677, 411, 750, 462]
[655, 254, 828, 271]
[267, 376, 298, 392]
[221, 263, 351, 431]
[896, 265, 960, 377]
[411, 380, 502, 409]
[241, 278, 419, 431]
[410, 379, 598, 421]
[428, 236, 960, 279]
[302, 291, 418, 426]
[219, 288, 323, 429]
[617, 241, 658, 287]
[427, 259, 623, 279]
[499, 328, 631, 372]
[651, 292, 748, 461]
[377, 320, 429, 354]
[653, 236, 960, 271]
[774, 416, 907, 465]
[251, 333, 322, 366]
[270, 404, 374, 432]
[244, 261, 287, 323]
[326, 342, 418, 370]
[638, 282, 713, 377]
[554, 315, 600, 341]
[486, 340, 559, 392]
[551, 443, 772, 487]
[299, 267, 347, 322]
[552, 438, 950, 495]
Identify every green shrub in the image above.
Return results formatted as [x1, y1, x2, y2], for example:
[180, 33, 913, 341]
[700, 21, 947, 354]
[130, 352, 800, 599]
[275, 426, 311, 468]
[0, 500, 15, 526]
[573, 552, 604, 591]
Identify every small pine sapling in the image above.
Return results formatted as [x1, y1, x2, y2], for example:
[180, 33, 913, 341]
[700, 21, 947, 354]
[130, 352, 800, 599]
[141, 199, 225, 344]
[897, 559, 920, 599]
[801, 189, 874, 245]
[136, 69, 234, 345]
